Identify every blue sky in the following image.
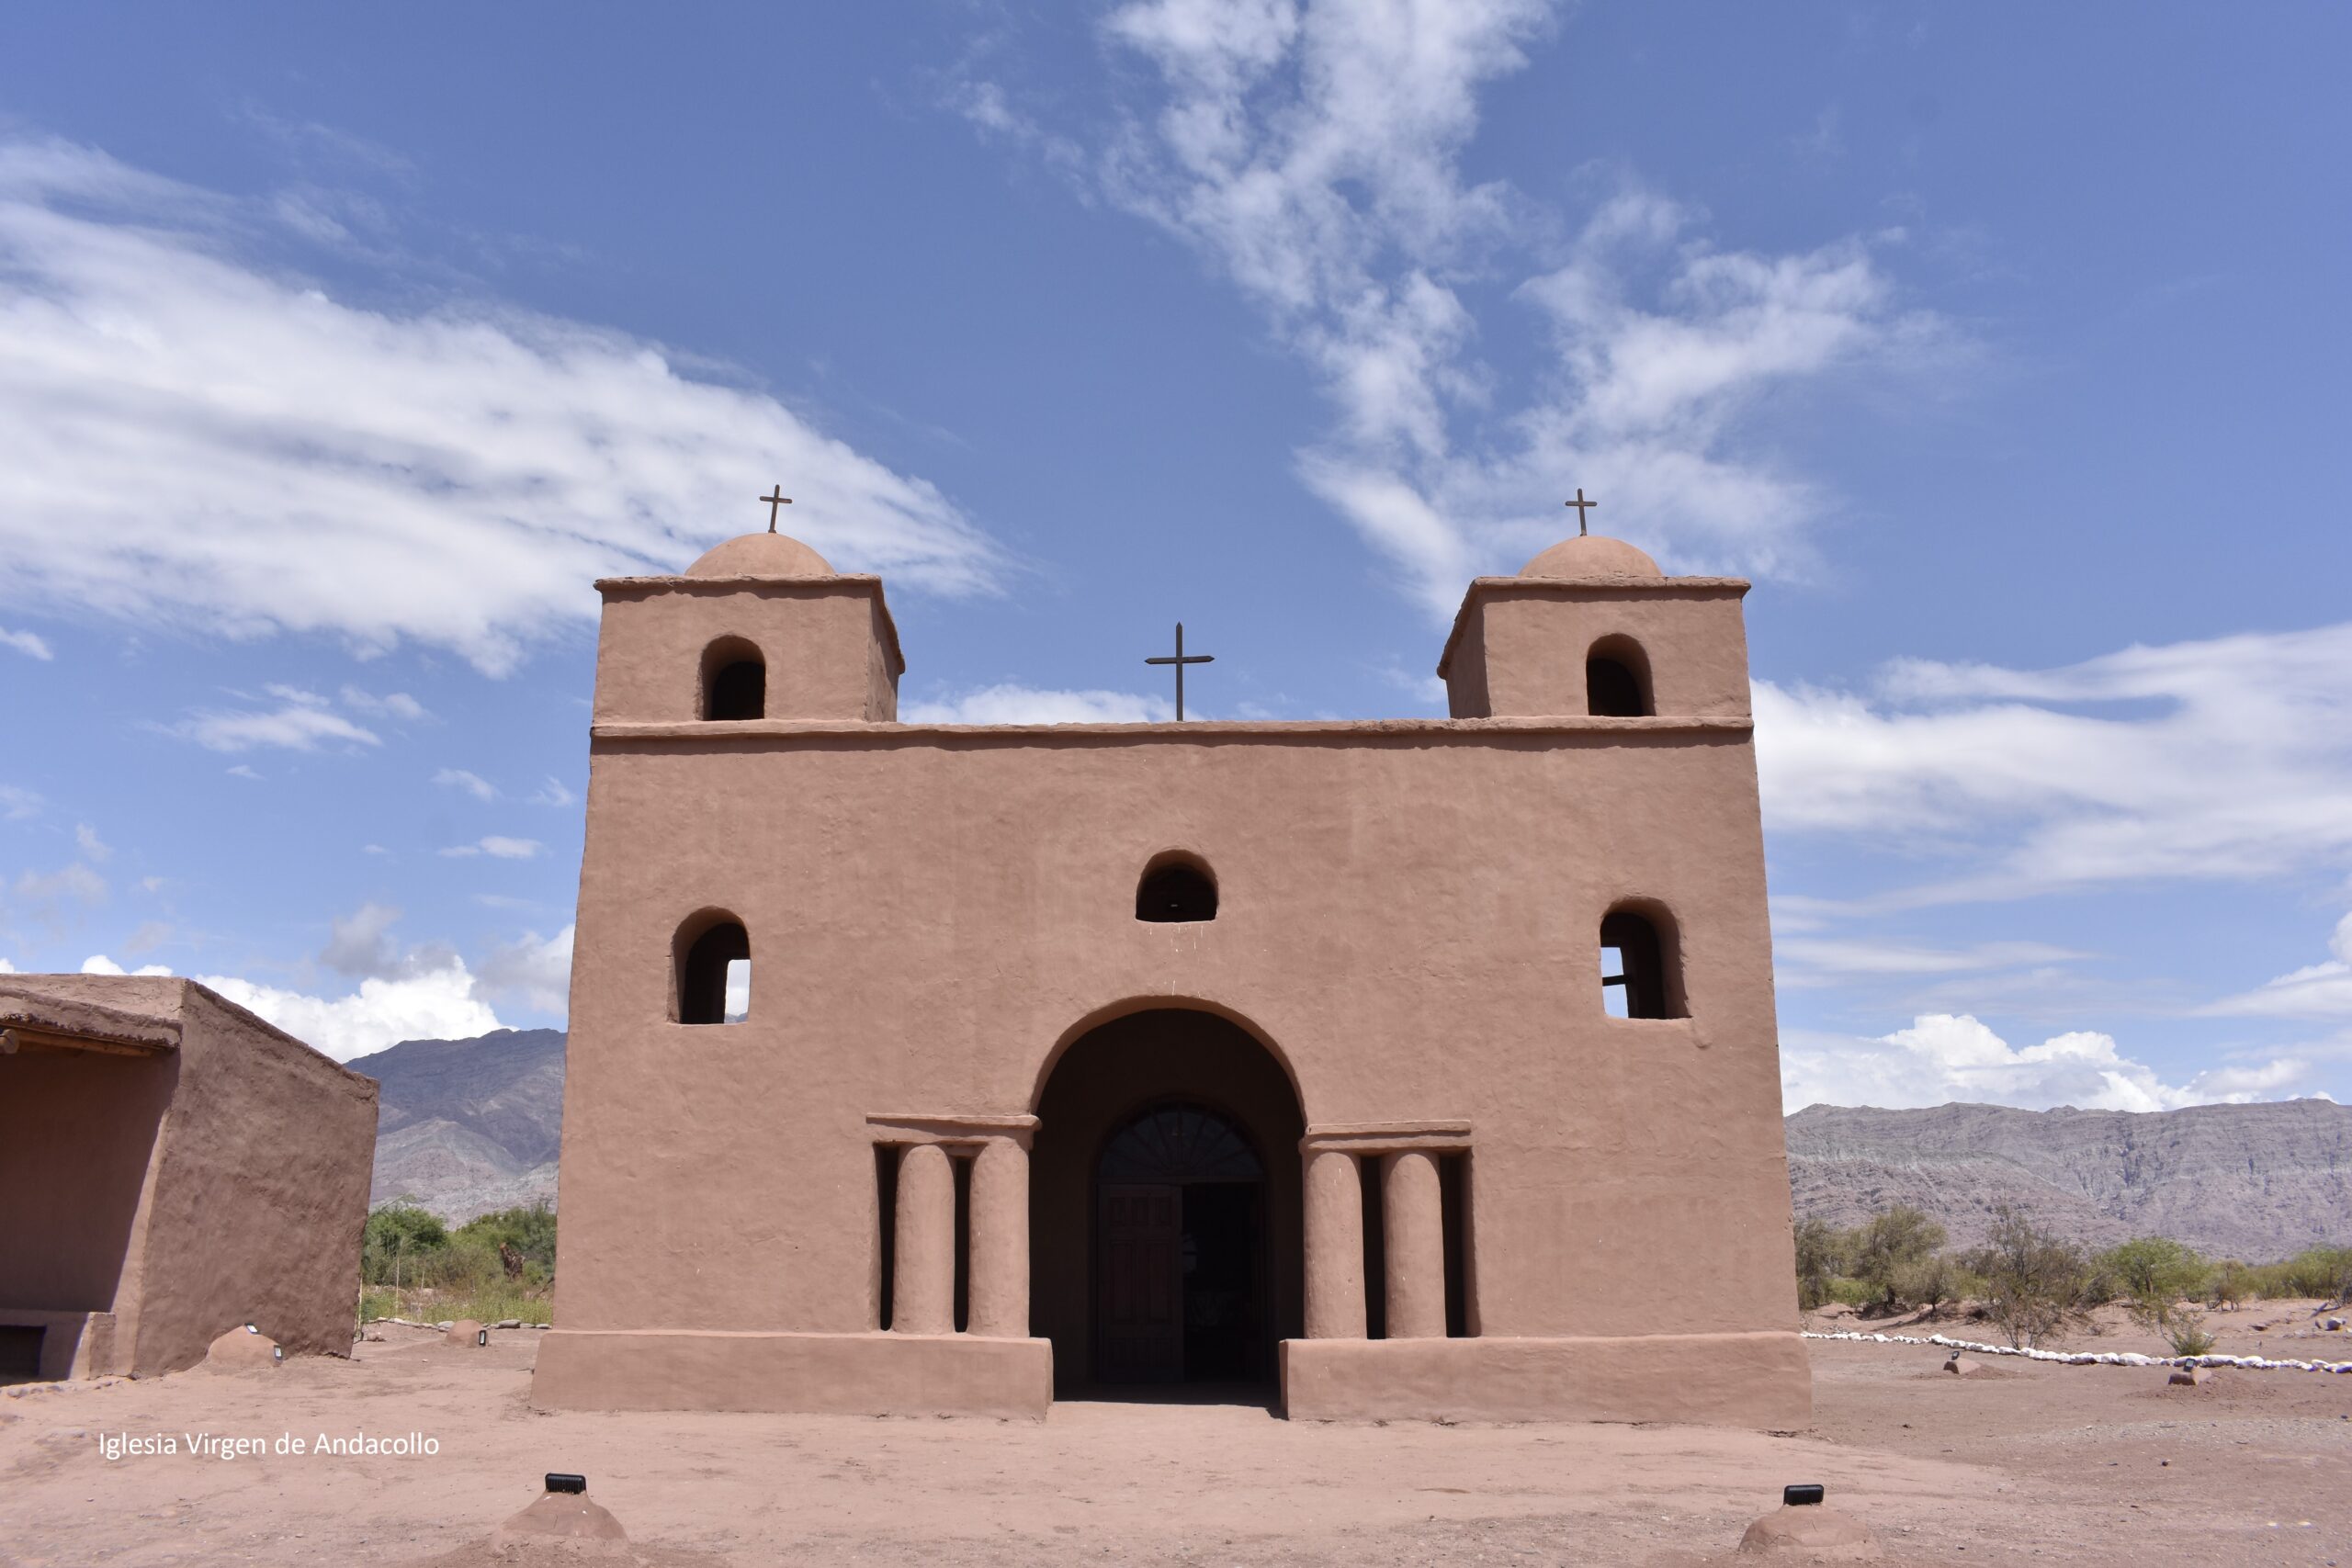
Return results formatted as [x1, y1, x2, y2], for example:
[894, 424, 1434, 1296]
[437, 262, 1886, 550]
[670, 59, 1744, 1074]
[2, 3, 2347, 1111]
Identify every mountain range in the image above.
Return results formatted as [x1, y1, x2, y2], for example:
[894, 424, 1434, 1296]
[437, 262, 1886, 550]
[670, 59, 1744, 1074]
[350, 1029, 2352, 1259]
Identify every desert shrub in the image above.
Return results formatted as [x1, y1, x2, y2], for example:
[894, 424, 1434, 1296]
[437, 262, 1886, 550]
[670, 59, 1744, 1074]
[1894, 1251, 1980, 1315]
[2100, 1236, 2209, 1336]
[2165, 1316, 2217, 1357]
[1851, 1206, 1947, 1311]
[358, 1285, 398, 1324]
[2276, 1246, 2352, 1304]
[2207, 1260, 2254, 1309]
[363, 1202, 450, 1286]
[1967, 1204, 2095, 1348]
[1824, 1276, 1877, 1310]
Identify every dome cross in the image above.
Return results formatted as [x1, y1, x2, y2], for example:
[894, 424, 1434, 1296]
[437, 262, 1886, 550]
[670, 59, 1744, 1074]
[760, 486, 793, 532]
[1565, 489, 1598, 536]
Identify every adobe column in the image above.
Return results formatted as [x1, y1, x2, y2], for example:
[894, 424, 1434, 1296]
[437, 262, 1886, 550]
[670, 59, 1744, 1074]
[892, 1143, 956, 1335]
[967, 1135, 1029, 1337]
[1381, 1149, 1446, 1339]
[1302, 1145, 1366, 1338]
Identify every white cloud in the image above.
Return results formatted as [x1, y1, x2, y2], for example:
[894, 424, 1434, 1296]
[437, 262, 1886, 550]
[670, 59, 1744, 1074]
[1781, 1012, 2314, 1114]
[74, 823, 110, 862]
[0, 785, 40, 819]
[1754, 623, 2352, 903]
[166, 689, 381, 752]
[439, 835, 543, 860]
[226, 763, 264, 781]
[80, 953, 172, 976]
[901, 684, 1176, 724]
[528, 776, 576, 808]
[0, 626, 52, 660]
[2202, 911, 2352, 1021]
[198, 959, 502, 1062]
[0, 137, 1005, 676]
[342, 686, 429, 722]
[0, 957, 15, 972]
[961, 2, 1941, 614]
[476, 923, 574, 1016]
[432, 767, 498, 802]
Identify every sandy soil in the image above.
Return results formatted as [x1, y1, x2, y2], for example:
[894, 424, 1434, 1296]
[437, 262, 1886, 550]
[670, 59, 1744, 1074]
[2, 1311, 2346, 1567]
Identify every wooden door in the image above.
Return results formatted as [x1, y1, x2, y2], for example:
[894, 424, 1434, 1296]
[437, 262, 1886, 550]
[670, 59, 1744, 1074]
[1097, 1183, 1182, 1382]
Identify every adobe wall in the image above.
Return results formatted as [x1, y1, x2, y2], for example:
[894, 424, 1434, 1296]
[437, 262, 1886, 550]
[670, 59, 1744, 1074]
[0, 976, 379, 1376]
[129, 985, 379, 1371]
[554, 720, 1800, 1357]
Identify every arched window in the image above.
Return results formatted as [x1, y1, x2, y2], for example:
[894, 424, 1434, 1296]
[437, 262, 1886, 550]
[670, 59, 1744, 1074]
[701, 637, 765, 721]
[1136, 852, 1217, 922]
[1586, 635, 1652, 718]
[674, 912, 750, 1025]
[1600, 907, 1682, 1020]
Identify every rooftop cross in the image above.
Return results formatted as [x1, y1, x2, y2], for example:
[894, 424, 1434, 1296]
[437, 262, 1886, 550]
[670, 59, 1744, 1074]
[1565, 489, 1598, 536]
[1144, 622, 1215, 722]
[761, 487, 793, 532]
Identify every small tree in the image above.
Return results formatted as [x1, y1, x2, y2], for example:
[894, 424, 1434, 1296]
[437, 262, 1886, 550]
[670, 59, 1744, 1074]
[2100, 1236, 2215, 1356]
[1792, 1217, 1848, 1310]
[1853, 1205, 1946, 1313]
[1967, 1204, 2093, 1348]
[1894, 1251, 1978, 1317]
[2207, 1259, 2253, 1311]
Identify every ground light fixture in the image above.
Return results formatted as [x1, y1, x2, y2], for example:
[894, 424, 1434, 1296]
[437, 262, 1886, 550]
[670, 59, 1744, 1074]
[1783, 1484, 1826, 1507]
[545, 1474, 588, 1495]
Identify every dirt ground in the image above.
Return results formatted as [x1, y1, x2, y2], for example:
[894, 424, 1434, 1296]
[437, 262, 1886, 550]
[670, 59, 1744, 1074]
[2, 1307, 2346, 1567]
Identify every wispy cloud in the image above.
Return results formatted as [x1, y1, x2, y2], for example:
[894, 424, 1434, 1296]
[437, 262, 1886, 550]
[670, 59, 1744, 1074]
[439, 835, 543, 860]
[0, 625, 51, 660]
[0, 785, 42, 820]
[342, 686, 429, 722]
[1754, 622, 2352, 904]
[432, 767, 498, 802]
[164, 687, 381, 752]
[0, 136, 1007, 676]
[527, 776, 575, 808]
[2201, 912, 2352, 1021]
[960, 2, 1947, 614]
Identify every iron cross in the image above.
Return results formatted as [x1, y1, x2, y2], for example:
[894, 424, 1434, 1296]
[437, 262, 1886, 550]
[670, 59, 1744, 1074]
[1565, 489, 1598, 536]
[761, 487, 793, 532]
[1145, 622, 1215, 722]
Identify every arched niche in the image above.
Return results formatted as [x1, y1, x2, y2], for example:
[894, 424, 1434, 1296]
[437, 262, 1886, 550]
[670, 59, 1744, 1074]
[1136, 852, 1217, 923]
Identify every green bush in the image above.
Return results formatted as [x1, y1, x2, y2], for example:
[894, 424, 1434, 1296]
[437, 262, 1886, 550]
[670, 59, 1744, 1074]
[363, 1202, 449, 1286]
[1851, 1206, 1946, 1310]
[2098, 1236, 2210, 1341]
[1967, 1204, 2095, 1348]
[456, 1203, 559, 1274]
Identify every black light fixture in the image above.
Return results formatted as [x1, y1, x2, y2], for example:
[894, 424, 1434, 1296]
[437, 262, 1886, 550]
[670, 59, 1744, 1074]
[1782, 1483, 1826, 1507]
[476, 1327, 489, 1348]
[545, 1473, 587, 1495]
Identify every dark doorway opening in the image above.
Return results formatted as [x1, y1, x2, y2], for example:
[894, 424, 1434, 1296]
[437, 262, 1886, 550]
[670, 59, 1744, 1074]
[1030, 1008, 1304, 1403]
[1092, 1105, 1265, 1385]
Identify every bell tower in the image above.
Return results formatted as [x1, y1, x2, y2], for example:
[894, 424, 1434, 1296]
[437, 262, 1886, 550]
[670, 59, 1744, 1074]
[1436, 534, 1752, 721]
[591, 530, 903, 725]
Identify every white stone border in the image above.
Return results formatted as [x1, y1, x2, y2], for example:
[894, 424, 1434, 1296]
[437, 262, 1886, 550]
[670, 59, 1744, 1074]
[368, 1316, 552, 1330]
[1803, 1327, 2352, 1374]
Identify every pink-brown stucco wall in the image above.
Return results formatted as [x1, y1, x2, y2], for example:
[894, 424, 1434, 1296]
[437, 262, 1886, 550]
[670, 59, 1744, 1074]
[0, 977, 379, 1375]
[551, 720, 1798, 1352]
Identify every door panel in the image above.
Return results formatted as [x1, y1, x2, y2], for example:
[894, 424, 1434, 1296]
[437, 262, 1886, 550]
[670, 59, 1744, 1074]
[1097, 1183, 1182, 1382]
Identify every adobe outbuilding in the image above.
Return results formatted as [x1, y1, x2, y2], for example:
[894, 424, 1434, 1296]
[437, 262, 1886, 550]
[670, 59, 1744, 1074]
[537, 522, 1811, 1426]
[0, 976, 379, 1382]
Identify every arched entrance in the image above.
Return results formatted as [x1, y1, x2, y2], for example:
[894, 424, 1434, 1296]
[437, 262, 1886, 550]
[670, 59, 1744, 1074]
[1030, 1008, 1304, 1396]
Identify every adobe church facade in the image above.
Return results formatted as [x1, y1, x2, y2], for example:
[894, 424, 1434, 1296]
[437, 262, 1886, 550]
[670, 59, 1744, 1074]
[534, 524, 1811, 1426]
